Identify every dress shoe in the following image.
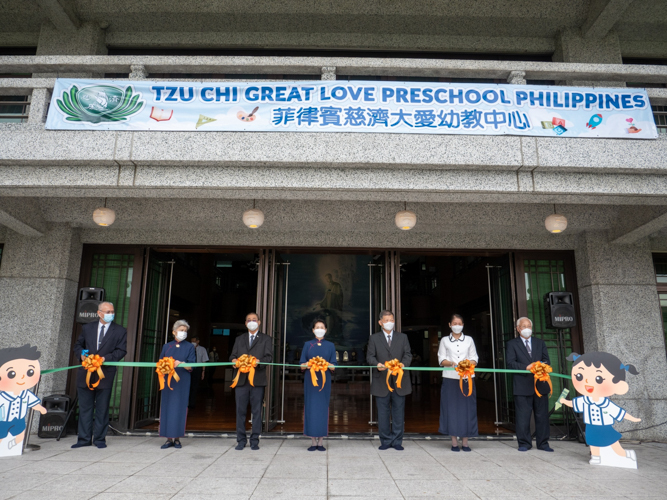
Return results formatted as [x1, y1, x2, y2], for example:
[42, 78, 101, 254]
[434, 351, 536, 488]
[251, 444, 260, 450]
[393, 445, 404, 451]
[451, 446, 460, 452]
[378, 444, 391, 450]
[539, 446, 554, 452]
[161, 440, 174, 449]
[235, 442, 246, 450]
[174, 439, 182, 449]
[307, 446, 318, 451]
[461, 446, 472, 452]
[94, 442, 107, 449]
[317, 446, 326, 451]
[71, 441, 92, 449]
[518, 446, 529, 452]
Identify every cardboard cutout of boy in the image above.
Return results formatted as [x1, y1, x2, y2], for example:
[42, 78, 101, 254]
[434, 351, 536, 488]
[0, 345, 47, 457]
[560, 352, 641, 469]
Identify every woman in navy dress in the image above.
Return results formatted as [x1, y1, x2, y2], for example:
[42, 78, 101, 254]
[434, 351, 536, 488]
[159, 319, 196, 449]
[300, 318, 337, 451]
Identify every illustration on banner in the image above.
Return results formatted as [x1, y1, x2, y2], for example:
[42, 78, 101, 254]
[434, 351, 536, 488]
[55, 84, 145, 124]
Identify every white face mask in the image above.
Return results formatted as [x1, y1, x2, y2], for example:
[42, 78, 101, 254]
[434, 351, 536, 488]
[247, 321, 259, 331]
[175, 331, 187, 341]
[451, 325, 463, 334]
[520, 328, 532, 339]
[314, 328, 326, 338]
[382, 321, 394, 332]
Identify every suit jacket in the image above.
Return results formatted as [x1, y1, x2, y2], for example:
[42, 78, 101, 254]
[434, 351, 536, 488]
[506, 335, 551, 396]
[367, 331, 412, 397]
[229, 332, 273, 387]
[73, 321, 128, 390]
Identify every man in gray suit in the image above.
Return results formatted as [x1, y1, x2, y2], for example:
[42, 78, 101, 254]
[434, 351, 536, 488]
[367, 310, 412, 450]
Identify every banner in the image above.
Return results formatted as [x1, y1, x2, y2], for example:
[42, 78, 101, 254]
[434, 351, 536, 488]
[45, 78, 659, 139]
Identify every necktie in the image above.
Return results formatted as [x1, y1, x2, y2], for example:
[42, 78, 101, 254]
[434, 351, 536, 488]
[525, 339, 532, 356]
[387, 334, 392, 348]
[99, 324, 106, 349]
[249, 334, 255, 348]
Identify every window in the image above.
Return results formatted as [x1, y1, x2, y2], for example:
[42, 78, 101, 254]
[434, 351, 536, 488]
[0, 95, 30, 123]
[652, 106, 667, 135]
[653, 254, 667, 350]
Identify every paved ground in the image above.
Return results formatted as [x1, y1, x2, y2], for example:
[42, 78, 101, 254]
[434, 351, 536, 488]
[0, 436, 666, 499]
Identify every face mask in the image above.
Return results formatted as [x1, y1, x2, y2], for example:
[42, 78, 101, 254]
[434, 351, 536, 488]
[314, 328, 326, 338]
[382, 322, 394, 331]
[175, 331, 187, 341]
[103, 313, 115, 323]
[247, 321, 259, 331]
[520, 328, 532, 338]
[451, 325, 463, 334]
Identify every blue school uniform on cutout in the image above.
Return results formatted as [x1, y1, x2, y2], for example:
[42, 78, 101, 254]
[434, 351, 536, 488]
[0, 390, 40, 439]
[572, 395, 626, 447]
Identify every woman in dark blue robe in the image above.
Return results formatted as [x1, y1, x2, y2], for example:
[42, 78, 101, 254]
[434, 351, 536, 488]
[159, 319, 196, 449]
[300, 318, 337, 451]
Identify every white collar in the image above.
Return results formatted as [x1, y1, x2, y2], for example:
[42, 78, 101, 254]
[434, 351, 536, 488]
[0, 390, 25, 402]
[449, 333, 465, 342]
[383, 330, 394, 336]
[249, 331, 258, 336]
[584, 396, 609, 407]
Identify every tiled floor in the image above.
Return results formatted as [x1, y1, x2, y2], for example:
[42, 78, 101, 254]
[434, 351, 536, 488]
[0, 436, 665, 499]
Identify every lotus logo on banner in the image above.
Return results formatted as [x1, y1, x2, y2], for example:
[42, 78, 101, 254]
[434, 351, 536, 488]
[55, 84, 145, 124]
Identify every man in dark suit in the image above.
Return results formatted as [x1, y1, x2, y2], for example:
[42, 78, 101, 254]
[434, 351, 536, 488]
[72, 301, 127, 449]
[506, 316, 553, 452]
[229, 312, 273, 451]
[367, 310, 412, 451]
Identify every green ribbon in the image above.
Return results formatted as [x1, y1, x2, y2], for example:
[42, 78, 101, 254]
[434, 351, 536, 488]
[41, 361, 569, 379]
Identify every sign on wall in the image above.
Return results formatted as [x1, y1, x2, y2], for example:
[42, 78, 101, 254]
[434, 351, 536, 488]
[45, 78, 659, 138]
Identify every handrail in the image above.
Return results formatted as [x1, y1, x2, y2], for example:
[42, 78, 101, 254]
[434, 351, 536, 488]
[0, 55, 667, 83]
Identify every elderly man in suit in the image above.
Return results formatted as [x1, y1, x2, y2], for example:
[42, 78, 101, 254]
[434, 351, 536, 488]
[506, 316, 553, 452]
[367, 310, 412, 451]
[230, 312, 273, 451]
[72, 301, 127, 449]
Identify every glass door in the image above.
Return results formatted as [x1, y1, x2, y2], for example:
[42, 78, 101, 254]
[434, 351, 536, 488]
[486, 255, 517, 430]
[130, 250, 174, 428]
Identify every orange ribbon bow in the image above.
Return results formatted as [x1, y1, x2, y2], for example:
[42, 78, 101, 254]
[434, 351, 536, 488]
[81, 354, 105, 390]
[230, 354, 258, 388]
[383, 359, 404, 392]
[455, 359, 475, 397]
[156, 357, 181, 391]
[307, 356, 330, 392]
[529, 361, 553, 398]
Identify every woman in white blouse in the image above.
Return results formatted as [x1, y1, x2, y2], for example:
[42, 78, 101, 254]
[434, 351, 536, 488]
[438, 314, 479, 451]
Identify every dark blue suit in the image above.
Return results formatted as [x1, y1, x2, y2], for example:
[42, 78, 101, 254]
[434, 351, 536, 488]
[506, 335, 551, 450]
[72, 320, 127, 446]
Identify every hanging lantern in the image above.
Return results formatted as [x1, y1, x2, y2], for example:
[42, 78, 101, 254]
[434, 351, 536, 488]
[93, 199, 115, 226]
[545, 204, 567, 233]
[395, 202, 417, 230]
[243, 205, 264, 228]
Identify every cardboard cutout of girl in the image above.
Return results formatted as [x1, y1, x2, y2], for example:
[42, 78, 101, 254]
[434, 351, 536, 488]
[0, 345, 47, 457]
[559, 352, 641, 468]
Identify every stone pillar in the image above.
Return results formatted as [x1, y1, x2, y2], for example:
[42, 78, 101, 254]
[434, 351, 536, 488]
[0, 224, 83, 399]
[575, 231, 667, 441]
[553, 28, 624, 87]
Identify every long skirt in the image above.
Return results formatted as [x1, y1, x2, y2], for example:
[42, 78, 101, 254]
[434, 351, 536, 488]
[438, 377, 479, 438]
[304, 370, 331, 438]
[159, 369, 191, 439]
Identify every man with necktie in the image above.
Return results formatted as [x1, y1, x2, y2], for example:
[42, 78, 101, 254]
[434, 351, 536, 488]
[367, 310, 412, 451]
[229, 312, 273, 450]
[72, 302, 127, 449]
[506, 317, 553, 452]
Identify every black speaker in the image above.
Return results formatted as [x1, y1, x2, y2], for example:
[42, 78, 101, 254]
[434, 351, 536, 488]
[38, 394, 71, 438]
[75, 287, 105, 324]
[544, 292, 576, 329]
